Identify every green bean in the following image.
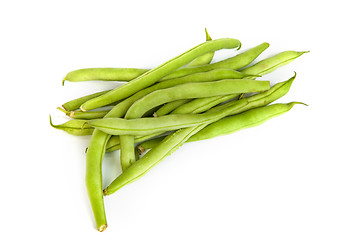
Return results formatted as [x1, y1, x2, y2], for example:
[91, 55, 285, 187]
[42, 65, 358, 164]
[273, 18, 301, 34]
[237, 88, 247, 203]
[137, 102, 305, 151]
[49, 116, 93, 136]
[62, 90, 110, 111]
[89, 98, 250, 136]
[125, 79, 269, 119]
[187, 28, 214, 67]
[240, 51, 308, 75]
[80, 38, 241, 111]
[62, 68, 148, 86]
[103, 99, 249, 195]
[57, 107, 109, 120]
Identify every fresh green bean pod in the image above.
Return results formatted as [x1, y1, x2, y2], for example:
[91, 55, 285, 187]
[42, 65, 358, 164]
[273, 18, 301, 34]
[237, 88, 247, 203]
[240, 51, 308, 75]
[58, 107, 109, 120]
[89, 98, 250, 136]
[62, 68, 149, 85]
[49, 116, 93, 136]
[125, 79, 270, 119]
[80, 38, 241, 111]
[137, 102, 304, 151]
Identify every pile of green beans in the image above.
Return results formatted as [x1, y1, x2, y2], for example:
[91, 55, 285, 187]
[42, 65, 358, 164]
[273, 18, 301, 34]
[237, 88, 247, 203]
[51, 29, 307, 232]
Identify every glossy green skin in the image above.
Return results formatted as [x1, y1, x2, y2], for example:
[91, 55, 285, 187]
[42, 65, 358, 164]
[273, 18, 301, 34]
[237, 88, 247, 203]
[80, 38, 241, 111]
[241, 51, 308, 75]
[138, 102, 302, 150]
[89, 99, 250, 136]
[103, 99, 249, 195]
[49, 116, 93, 136]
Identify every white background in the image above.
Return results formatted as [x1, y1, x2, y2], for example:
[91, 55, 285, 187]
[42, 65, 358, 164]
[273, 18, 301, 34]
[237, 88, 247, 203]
[1, 0, 359, 239]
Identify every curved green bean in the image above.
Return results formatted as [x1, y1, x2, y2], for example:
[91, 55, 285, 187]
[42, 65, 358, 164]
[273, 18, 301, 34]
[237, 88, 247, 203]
[49, 116, 93, 136]
[80, 38, 241, 111]
[137, 102, 305, 151]
[125, 79, 270, 119]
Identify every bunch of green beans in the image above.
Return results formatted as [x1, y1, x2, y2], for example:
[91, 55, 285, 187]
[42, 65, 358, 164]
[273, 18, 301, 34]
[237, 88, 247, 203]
[51, 29, 307, 232]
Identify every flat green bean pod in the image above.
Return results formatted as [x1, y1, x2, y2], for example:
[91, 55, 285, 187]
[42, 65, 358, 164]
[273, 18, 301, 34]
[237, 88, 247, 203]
[80, 38, 241, 111]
